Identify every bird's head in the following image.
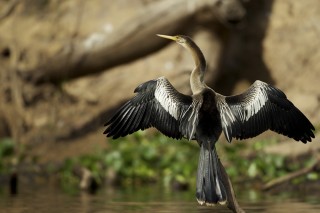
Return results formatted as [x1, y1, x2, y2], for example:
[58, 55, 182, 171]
[157, 34, 206, 72]
[157, 34, 189, 48]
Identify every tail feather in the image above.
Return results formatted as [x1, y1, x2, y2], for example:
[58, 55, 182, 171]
[196, 143, 227, 205]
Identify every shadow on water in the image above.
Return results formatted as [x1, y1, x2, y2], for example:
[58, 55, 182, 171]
[1, 182, 320, 213]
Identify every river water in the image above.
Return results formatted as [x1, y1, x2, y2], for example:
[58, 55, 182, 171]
[0, 182, 320, 213]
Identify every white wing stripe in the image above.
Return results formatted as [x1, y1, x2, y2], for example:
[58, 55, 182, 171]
[244, 87, 268, 121]
[218, 101, 236, 133]
[154, 77, 180, 120]
[188, 98, 202, 140]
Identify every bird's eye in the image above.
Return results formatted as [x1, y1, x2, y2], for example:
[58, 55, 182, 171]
[176, 37, 184, 43]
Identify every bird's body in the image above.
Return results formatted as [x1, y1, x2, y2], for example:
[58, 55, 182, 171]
[104, 35, 315, 207]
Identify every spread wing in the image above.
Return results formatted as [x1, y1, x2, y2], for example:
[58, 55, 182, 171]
[104, 77, 199, 140]
[217, 80, 315, 143]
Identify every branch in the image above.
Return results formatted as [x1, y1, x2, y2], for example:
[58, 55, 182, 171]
[262, 157, 320, 191]
[219, 159, 245, 213]
[22, 0, 217, 83]
[0, 0, 19, 21]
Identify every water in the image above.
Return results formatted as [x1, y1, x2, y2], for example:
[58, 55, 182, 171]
[0, 182, 320, 213]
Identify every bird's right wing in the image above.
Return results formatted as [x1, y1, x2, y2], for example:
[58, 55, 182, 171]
[217, 80, 315, 143]
[104, 77, 198, 140]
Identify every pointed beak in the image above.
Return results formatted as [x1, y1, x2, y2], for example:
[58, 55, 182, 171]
[157, 34, 177, 41]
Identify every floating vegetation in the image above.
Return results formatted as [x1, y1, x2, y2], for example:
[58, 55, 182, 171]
[0, 133, 318, 193]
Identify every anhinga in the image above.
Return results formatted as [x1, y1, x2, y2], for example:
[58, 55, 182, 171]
[104, 34, 315, 207]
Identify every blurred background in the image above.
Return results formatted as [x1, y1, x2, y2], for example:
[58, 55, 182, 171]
[0, 0, 319, 212]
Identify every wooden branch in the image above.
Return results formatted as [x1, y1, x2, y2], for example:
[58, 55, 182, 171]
[219, 159, 245, 213]
[262, 158, 320, 191]
[0, 0, 19, 21]
[23, 0, 217, 83]
[0, 44, 27, 143]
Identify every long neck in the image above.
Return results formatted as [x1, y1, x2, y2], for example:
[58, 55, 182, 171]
[185, 40, 207, 94]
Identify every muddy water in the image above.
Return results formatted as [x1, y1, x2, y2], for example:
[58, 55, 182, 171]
[0, 183, 320, 213]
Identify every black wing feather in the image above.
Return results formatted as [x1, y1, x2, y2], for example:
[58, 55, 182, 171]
[104, 77, 193, 140]
[219, 80, 314, 143]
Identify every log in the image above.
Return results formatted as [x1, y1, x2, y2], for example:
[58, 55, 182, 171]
[0, 0, 226, 141]
[19, 0, 220, 83]
[263, 157, 320, 191]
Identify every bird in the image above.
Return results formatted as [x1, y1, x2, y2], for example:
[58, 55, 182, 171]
[104, 34, 315, 207]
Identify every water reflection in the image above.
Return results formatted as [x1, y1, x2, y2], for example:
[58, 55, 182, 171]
[1, 183, 320, 213]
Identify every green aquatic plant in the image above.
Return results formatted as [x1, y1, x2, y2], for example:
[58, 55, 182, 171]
[224, 140, 287, 181]
[58, 131, 199, 191]
[0, 138, 16, 173]
[104, 131, 199, 187]
[57, 132, 318, 191]
[223, 138, 319, 185]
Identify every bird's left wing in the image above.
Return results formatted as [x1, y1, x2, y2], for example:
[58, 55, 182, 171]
[104, 77, 195, 139]
[217, 80, 315, 143]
